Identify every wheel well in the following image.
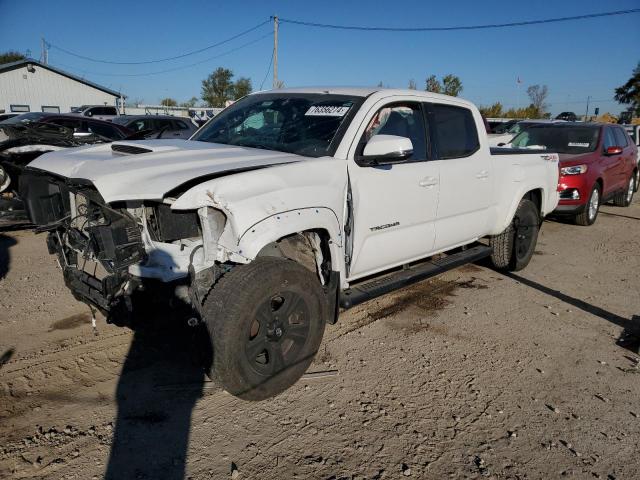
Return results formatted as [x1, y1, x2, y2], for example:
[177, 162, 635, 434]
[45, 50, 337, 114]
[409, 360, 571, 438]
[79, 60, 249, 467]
[523, 189, 542, 214]
[257, 229, 333, 284]
[595, 177, 603, 191]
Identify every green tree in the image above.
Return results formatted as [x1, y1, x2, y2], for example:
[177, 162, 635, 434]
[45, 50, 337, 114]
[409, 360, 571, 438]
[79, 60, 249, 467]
[442, 74, 463, 97]
[425, 75, 441, 93]
[0, 51, 25, 65]
[425, 74, 463, 96]
[526, 84, 549, 117]
[478, 102, 504, 118]
[614, 61, 640, 115]
[408, 79, 417, 90]
[180, 96, 199, 108]
[201, 67, 235, 107]
[233, 77, 252, 99]
[160, 98, 177, 107]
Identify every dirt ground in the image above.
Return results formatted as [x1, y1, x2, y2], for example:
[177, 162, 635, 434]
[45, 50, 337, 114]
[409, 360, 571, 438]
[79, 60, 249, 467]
[1, 199, 639, 480]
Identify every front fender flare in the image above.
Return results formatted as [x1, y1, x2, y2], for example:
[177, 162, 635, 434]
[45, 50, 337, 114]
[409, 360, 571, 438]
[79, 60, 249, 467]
[236, 207, 346, 276]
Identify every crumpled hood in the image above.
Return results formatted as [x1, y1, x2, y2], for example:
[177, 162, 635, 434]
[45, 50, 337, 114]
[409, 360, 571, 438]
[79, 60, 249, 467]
[27, 139, 304, 203]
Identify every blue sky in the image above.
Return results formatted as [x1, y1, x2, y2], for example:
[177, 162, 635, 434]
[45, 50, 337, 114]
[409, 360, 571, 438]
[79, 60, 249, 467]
[1, 0, 638, 115]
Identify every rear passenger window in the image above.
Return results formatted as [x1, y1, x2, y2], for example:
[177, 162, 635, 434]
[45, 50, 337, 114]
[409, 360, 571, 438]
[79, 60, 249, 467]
[613, 128, 628, 147]
[429, 104, 479, 159]
[603, 128, 616, 150]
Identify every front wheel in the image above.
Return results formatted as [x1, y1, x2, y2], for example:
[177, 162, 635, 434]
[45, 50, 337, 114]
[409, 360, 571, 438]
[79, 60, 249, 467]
[489, 198, 540, 271]
[203, 257, 328, 401]
[574, 184, 601, 226]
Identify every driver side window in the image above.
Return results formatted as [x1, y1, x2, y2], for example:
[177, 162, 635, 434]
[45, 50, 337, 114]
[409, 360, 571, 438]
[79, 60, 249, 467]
[360, 103, 427, 162]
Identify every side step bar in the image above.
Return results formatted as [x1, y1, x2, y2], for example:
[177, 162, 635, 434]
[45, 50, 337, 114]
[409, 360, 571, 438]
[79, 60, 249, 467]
[339, 244, 492, 309]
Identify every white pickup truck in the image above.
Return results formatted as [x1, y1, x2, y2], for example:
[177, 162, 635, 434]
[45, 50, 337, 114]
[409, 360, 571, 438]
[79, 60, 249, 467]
[22, 88, 559, 400]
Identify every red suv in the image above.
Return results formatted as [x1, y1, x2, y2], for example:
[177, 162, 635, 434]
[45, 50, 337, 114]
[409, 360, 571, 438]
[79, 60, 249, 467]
[510, 123, 638, 225]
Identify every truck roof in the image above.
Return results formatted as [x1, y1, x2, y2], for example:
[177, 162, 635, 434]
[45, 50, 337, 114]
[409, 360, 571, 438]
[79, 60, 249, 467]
[253, 87, 476, 108]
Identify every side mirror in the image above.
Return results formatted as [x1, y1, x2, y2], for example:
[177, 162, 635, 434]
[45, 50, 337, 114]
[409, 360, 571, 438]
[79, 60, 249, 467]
[497, 142, 506, 147]
[360, 135, 413, 166]
[605, 146, 623, 156]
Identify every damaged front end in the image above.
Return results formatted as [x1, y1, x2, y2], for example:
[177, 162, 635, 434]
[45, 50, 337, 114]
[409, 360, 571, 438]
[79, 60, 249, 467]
[21, 168, 233, 324]
[21, 169, 147, 320]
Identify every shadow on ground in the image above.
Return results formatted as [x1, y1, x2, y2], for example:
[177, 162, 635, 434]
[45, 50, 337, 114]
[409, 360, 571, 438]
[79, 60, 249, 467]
[505, 272, 638, 355]
[0, 233, 18, 281]
[105, 304, 213, 480]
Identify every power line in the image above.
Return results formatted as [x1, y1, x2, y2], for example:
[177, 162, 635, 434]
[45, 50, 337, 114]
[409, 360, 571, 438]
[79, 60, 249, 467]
[53, 32, 272, 78]
[48, 19, 271, 65]
[279, 8, 640, 32]
[259, 46, 275, 90]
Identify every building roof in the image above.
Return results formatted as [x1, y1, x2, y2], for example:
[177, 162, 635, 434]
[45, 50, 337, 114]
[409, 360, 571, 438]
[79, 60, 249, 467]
[0, 58, 124, 98]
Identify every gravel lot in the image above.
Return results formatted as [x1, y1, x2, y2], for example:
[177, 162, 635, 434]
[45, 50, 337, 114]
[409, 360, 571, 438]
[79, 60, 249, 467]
[1, 199, 639, 479]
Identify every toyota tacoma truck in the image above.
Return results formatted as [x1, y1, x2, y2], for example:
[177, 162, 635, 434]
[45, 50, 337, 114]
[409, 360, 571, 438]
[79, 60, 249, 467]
[21, 88, 559, 400]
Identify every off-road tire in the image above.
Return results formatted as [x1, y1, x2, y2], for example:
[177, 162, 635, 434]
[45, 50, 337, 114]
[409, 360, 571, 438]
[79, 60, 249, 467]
[489, 198, 540, 271]
[574, 184, 601, 226]
[203, 257, 328, 401]
[613, 175, 635, 207]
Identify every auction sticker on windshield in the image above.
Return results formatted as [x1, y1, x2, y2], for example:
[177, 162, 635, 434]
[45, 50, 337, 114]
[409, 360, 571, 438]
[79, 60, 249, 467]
[305, 105, 351, 116]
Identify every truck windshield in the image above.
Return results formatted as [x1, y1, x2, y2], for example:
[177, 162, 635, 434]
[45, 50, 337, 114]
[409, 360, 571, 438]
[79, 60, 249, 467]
[191, 93, 363, 157]
[510, 126, 600, 154]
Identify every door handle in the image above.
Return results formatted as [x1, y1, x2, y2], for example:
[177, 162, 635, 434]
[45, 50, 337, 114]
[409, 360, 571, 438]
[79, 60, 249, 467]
[419, 177, 438, 187]
[476, 170, 489, 179]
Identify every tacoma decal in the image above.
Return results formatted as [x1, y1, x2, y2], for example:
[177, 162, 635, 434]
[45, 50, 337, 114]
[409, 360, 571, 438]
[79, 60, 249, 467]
[370, 221, 400, 232]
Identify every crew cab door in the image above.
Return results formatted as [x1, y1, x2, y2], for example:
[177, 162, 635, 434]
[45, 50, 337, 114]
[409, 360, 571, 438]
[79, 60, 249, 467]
[425, 103, 492, 250]
[347, 101, 439, 280]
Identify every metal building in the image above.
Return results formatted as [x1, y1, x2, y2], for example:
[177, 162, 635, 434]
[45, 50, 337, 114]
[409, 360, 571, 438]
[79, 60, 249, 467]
[0, 58, 124, 115]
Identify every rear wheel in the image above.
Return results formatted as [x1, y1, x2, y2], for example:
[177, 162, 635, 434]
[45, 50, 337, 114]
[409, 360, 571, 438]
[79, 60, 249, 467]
[203, 257, 328, 400]
[574, 184, 600, 226]
[490, 198, 540, 272]
[613, 174, 635, 207]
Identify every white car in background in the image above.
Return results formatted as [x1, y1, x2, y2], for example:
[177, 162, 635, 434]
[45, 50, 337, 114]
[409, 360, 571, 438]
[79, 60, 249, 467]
[488, 119, 566, 147]
[70, 105, 120, 121]
[624, 123, 640, 191]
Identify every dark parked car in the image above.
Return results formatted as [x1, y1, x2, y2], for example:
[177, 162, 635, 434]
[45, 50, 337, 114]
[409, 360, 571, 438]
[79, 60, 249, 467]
[0, 113, 19, 122]
[112, 114, 197, 139]
[0, 120, 130, 226]
[510, 123, 638, 225]
[556, 111, 578, 122]
[1, 112, 132, 140]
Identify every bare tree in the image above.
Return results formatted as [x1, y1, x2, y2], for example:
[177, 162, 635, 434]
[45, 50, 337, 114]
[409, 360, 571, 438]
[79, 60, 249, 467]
[408, 79, 417, 90]
[526, 84, 549, 116]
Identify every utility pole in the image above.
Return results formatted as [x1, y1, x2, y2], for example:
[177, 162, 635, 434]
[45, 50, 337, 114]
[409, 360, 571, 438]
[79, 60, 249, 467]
[584, 95, 590, 121]
[40, 37, 49, 64]
[273, 15, 278, 89]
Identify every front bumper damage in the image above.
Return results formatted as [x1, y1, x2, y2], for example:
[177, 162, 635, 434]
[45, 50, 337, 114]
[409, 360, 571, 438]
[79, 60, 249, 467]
[21, 169, 207, 322]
